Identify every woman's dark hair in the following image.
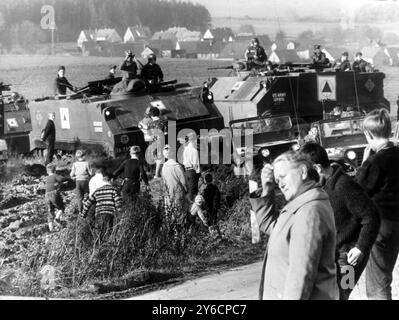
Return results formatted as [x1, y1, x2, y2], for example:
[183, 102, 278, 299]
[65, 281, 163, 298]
[300, 142, 330, 169]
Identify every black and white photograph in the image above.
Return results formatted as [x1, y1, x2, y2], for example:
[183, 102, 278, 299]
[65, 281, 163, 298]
[1, 0, 399, 306]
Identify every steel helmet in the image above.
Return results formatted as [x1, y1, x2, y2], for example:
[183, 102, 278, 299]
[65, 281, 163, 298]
[148, 53, 157, 62]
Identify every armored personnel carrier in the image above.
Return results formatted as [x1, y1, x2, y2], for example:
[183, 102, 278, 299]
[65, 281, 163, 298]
[1, 78, 225, 158]
[209, 62, 389, 126]
[207, 61, 390, 161]
[0, 61, 392, 166]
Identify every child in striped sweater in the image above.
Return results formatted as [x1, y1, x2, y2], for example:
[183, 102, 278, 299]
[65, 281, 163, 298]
[81, 171, 122, 241]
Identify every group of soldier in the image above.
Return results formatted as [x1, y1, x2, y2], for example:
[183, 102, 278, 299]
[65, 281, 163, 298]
[53, 51, 164, 97]
[244, 37, 373, 73]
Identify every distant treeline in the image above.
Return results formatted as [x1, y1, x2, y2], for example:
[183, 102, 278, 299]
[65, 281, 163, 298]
[0, 0, 211, 52]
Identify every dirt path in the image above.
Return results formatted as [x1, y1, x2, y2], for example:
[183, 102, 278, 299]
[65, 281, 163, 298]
[129, 260, 399, 300]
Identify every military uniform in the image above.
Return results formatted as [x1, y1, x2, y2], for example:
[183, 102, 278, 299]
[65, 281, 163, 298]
[312, 52, 330, 69]
[333, 60, 351, 72]
[352, 59, 370, 72]
[54, 76, 74, 95]
[141, 63, 164, 91]
[245, 45, 267, 69]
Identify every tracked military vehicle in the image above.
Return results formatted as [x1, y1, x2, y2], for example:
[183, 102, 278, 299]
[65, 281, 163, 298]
[207, 61, 390, 161]
[0, 61, 392, 166]
[1, 77, 225, 158]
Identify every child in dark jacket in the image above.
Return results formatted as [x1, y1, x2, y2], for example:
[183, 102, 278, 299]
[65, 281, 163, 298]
[199, 173, 222, 237]
[354, 109, 399, 300]
[300, 142, 380, 300]
[45, 164, 69, 232]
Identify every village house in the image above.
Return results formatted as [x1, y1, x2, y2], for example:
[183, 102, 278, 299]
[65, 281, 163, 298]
[123, 26, 151, 43]
[173, 41, 199, 58]
[146, 39, 174, 57]
[77, 28, 122, 50]
[202, 27, 234, 43]
[361, 45, 390, 66]
[268, 49, 300, 64]
[197, 40, 226, 60]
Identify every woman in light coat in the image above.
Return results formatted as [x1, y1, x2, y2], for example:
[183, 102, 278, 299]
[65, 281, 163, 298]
[250, 151, 338, 300]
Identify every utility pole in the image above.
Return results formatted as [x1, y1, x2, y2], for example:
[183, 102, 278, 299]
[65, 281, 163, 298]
[50, 21, 56, 55]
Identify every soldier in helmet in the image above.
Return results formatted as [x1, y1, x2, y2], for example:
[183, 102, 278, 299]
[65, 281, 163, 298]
[352, 52, 372, 73]
[54, 66, 77, 97]
[333, 52, 352, 72]
[107, 65, 117, 79]
[245, 38, 267, 70]
[141, 54, 164, 92]
[311, 45, 330, 70]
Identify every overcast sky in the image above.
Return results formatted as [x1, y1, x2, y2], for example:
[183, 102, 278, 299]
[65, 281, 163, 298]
[192, 0, 376, 18]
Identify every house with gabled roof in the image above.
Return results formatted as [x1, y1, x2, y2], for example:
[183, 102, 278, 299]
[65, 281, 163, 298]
[268, 49, 300, 64]
[94, 28, 122, 43]
[124, 26, 151, 43]
[174, 41, 199, 58]
[202, 28, 234, 43]
[147, 39, 174, 57]
[361, 46, 389, 65]
[77, 30, 95, 49]
[197, 40, 226, 60]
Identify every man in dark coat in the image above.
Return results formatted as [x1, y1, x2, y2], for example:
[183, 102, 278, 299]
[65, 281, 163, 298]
[352, 52, 371, 72]
[300, 142, 380, 300]
[113, 145, 150, 200]
[41, 112, 56, 166]
[141, 54, 164, 92]
[245, 38, 267, 70]
[54, 66, 76, 96]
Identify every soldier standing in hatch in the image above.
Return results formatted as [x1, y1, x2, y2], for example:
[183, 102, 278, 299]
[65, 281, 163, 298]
[41, 112, 56, 166]
[312, 45, 330, 69]
[352, 52, 372, 73]
[121, 50, 139, 86]
[245, 38, 267, 70]
[141, 54, 164, 92]
[333, 52, 351, 72]
[54, 66, 76, 97]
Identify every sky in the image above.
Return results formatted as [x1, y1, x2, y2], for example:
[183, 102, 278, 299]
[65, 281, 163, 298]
[191, 0, 376, 18]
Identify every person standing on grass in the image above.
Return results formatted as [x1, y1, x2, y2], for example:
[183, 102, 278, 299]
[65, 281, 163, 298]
[300, 142, 380, 300]
[70, 149, 92, 214]
[148, 106, 168, 179]
[41, 112, 56, 166]
[161, 145, 187, 209]
[355, 109, 399, 300]
[89, 162, 107, 198]
[199, 173, 222, 237]
[45, 164, 69, 232]
[182, 135, 201, 202]
[113, 145, 150, 200]
[81, 171, 122, 242]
